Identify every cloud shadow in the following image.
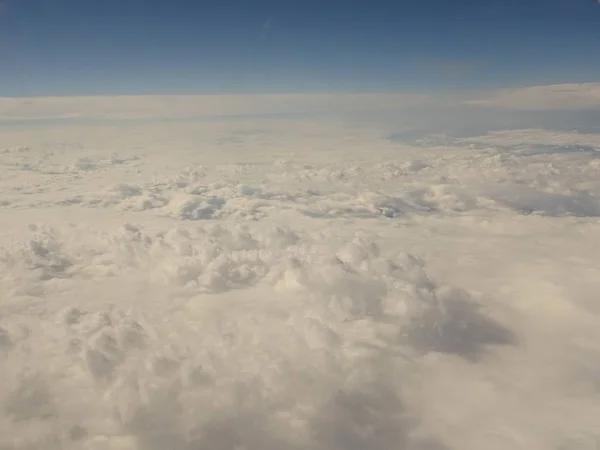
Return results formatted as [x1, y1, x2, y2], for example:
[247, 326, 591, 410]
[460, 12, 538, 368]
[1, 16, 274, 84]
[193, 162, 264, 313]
[403, 289, 518, 362]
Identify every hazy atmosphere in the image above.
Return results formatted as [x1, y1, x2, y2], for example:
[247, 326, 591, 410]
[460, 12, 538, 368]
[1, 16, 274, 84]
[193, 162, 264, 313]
[1, 1, 600, 450]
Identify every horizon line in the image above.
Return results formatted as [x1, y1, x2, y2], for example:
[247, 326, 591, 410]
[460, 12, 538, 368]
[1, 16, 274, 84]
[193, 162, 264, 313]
[2, 80, 599, 100]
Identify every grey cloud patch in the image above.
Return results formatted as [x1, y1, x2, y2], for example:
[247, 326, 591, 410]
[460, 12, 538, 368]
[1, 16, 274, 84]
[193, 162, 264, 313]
[310, 384, 450, 450]
[5, 376, 56, 422]
[489, 187, 600, 218]
[515, 144, 599, 156]
[404, 287, 518, 362]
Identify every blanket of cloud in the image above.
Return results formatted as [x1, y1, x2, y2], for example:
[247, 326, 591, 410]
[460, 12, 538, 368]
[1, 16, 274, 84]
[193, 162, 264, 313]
[1, 89, 600, 450]
[2, 83, 600, 123]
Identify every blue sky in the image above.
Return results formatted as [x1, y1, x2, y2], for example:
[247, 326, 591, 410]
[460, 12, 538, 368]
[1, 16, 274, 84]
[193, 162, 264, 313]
[1, 0, 599, 96]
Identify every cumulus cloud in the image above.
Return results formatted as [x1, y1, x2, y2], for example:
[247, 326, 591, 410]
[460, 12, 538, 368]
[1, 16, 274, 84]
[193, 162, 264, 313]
[1, 105, 600, 449]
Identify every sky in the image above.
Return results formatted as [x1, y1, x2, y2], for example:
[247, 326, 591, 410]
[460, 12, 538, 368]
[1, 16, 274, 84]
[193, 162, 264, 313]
[0, 0, 599, 96]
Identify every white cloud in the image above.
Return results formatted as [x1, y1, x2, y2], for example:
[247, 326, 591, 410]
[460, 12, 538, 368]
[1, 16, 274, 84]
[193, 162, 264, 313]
[1, 110, 600, 449]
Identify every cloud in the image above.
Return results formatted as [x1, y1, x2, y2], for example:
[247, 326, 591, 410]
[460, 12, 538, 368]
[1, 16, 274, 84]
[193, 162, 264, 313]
[2, 82, 600, 122]
[2, 106, 600, 449]
[464, 82, 600, 111]
[0, 93, 436, 121]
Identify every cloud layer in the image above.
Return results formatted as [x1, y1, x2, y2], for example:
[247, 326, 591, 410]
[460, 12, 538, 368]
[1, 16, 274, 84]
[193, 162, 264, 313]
[1, 82, 600, 123]
[0, 93, 433, 121]
[464, 82, 600, 110]
[1, 104, 600, 449]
